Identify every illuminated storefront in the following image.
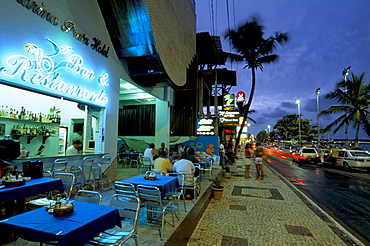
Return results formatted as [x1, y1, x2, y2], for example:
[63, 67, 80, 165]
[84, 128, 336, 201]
[0, 0, 128, 160]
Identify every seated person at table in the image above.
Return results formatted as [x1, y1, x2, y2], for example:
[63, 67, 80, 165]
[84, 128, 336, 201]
[119, 144, 126, 154]
[173, 153, 199, 177]
[186, 148, 200, 164]
[144, 143, 158, 164]
[153, 151, 172, 174]
[157, 142, 169, 156]
[66, 140, 82, 155]
[177, 143, 184, 156]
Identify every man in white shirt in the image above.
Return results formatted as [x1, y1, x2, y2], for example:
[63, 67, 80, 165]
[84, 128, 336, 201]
[66, 140, 81, 155]
[173, 155, 194, 174]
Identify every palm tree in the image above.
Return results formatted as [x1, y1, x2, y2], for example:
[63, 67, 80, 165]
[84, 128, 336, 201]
[274, 115, 296, 140]
[320, 72, 370, 147]
[256, 130, 269, 144]
[224, 16, 289, 152]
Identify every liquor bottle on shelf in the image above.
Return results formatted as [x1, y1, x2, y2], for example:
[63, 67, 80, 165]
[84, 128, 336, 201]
[4, 106, 9, 118]
[8, 108, 13, 118]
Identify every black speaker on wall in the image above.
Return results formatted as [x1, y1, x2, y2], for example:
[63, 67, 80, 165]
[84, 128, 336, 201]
[22, 160, 43, 179]
[0, 140, 20, 160]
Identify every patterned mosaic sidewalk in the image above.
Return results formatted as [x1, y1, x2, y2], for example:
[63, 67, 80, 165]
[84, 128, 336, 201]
[186, 153, 364, 246]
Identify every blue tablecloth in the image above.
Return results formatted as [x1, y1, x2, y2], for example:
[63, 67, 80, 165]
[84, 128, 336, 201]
[118, 175, 179, 198]
[0, 201, 121, 246]
[0, 177, 64, 202]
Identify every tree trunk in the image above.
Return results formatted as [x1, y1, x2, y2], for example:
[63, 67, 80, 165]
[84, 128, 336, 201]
[234, 67, 256, 152]
[355, 122, 360, 148]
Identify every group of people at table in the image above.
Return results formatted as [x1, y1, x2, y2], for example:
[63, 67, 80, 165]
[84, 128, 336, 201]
[143, 142, 211, 176]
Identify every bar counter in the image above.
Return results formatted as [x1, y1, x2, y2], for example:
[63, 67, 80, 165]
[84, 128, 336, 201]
[11, 153, 110, 172]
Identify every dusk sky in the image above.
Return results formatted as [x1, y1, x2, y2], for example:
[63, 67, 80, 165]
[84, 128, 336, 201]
[196, 0, 370, 140]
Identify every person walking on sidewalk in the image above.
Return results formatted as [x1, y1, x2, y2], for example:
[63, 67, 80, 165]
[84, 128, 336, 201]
[254, 142, 265, 180]
[244, 143, 253, 178]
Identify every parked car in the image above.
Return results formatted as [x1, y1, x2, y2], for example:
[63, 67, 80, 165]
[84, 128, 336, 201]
[293, 147, 320, 164]
[336, 150, 370, 171]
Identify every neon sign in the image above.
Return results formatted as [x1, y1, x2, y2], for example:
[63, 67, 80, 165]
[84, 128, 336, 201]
[0, 39, 109, 106]
[16, 0, 110, 58]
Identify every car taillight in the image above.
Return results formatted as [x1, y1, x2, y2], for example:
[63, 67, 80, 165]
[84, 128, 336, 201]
[316, 154, 320, 158]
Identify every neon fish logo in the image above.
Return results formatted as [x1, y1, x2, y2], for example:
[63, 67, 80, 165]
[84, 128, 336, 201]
[0, 39, 109, 106]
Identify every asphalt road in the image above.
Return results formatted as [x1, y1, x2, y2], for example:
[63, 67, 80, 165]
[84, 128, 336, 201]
[265, 155, 370, 244]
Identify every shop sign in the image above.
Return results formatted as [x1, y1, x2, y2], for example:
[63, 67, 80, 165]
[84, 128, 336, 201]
[0, 39, 109, 106]
[16, 0, 110, 58]
[236, 91, 245, 103]
[196, 118, 215, 135]
[223, 94, 235, 110]
[219, 110, 239, 125]
[238, 116, 248, 126]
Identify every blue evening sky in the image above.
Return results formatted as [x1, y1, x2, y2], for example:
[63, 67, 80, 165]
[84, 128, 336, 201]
[196, 0, 370, 140]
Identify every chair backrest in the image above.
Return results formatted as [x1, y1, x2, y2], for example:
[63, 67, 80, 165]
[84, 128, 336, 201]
[110, 194, 140, 232]
[82, 156, 94, 165]
[74, 190, 102, 204]
[51, 159, 68, 173]
[54, 173, 75, 199]
[151, 169, 165, 176]
[137, 185, 162, 206]
[91, 163, 102, 179]
[167, 173, 185, 190]
[142, 157, 152, 166]
[101, 155, 112, 165]
[114, 182, 137, 196]
[179, 171, 196, 187]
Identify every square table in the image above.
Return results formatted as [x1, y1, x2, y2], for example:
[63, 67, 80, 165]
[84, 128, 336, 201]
[118, 174, 179, 198]
[0, 200, 121, 246]
[0, 177, 64, 202]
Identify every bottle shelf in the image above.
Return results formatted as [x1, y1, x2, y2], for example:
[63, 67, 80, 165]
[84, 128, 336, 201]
[12, 134, 52, 144]
[0, 116, 60, 125]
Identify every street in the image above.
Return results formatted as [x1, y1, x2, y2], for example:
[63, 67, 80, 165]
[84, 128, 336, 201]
[266, 154, 370, 244]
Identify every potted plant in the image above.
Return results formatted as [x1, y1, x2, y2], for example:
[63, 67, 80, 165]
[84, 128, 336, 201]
[49, 106, 61, 123]
[210, 176, 224, 200]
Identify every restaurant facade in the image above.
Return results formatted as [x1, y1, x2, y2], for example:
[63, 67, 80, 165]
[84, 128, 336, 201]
[0, 0, 129, 165]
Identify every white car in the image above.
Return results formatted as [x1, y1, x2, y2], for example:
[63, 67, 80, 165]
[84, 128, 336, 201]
[294, 147, 320, 164]
[336, 150, 370, 171]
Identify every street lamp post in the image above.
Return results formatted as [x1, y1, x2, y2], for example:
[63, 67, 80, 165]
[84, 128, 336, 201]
[267, 125, 271, 144]
[295, 100, 301, 145]
[316, 88, 321, 146]
[342, 66, 351, 148]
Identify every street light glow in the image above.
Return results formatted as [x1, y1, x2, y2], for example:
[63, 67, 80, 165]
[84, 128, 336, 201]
[316, 88, 321, 145]
[295, 99, 301, 145]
